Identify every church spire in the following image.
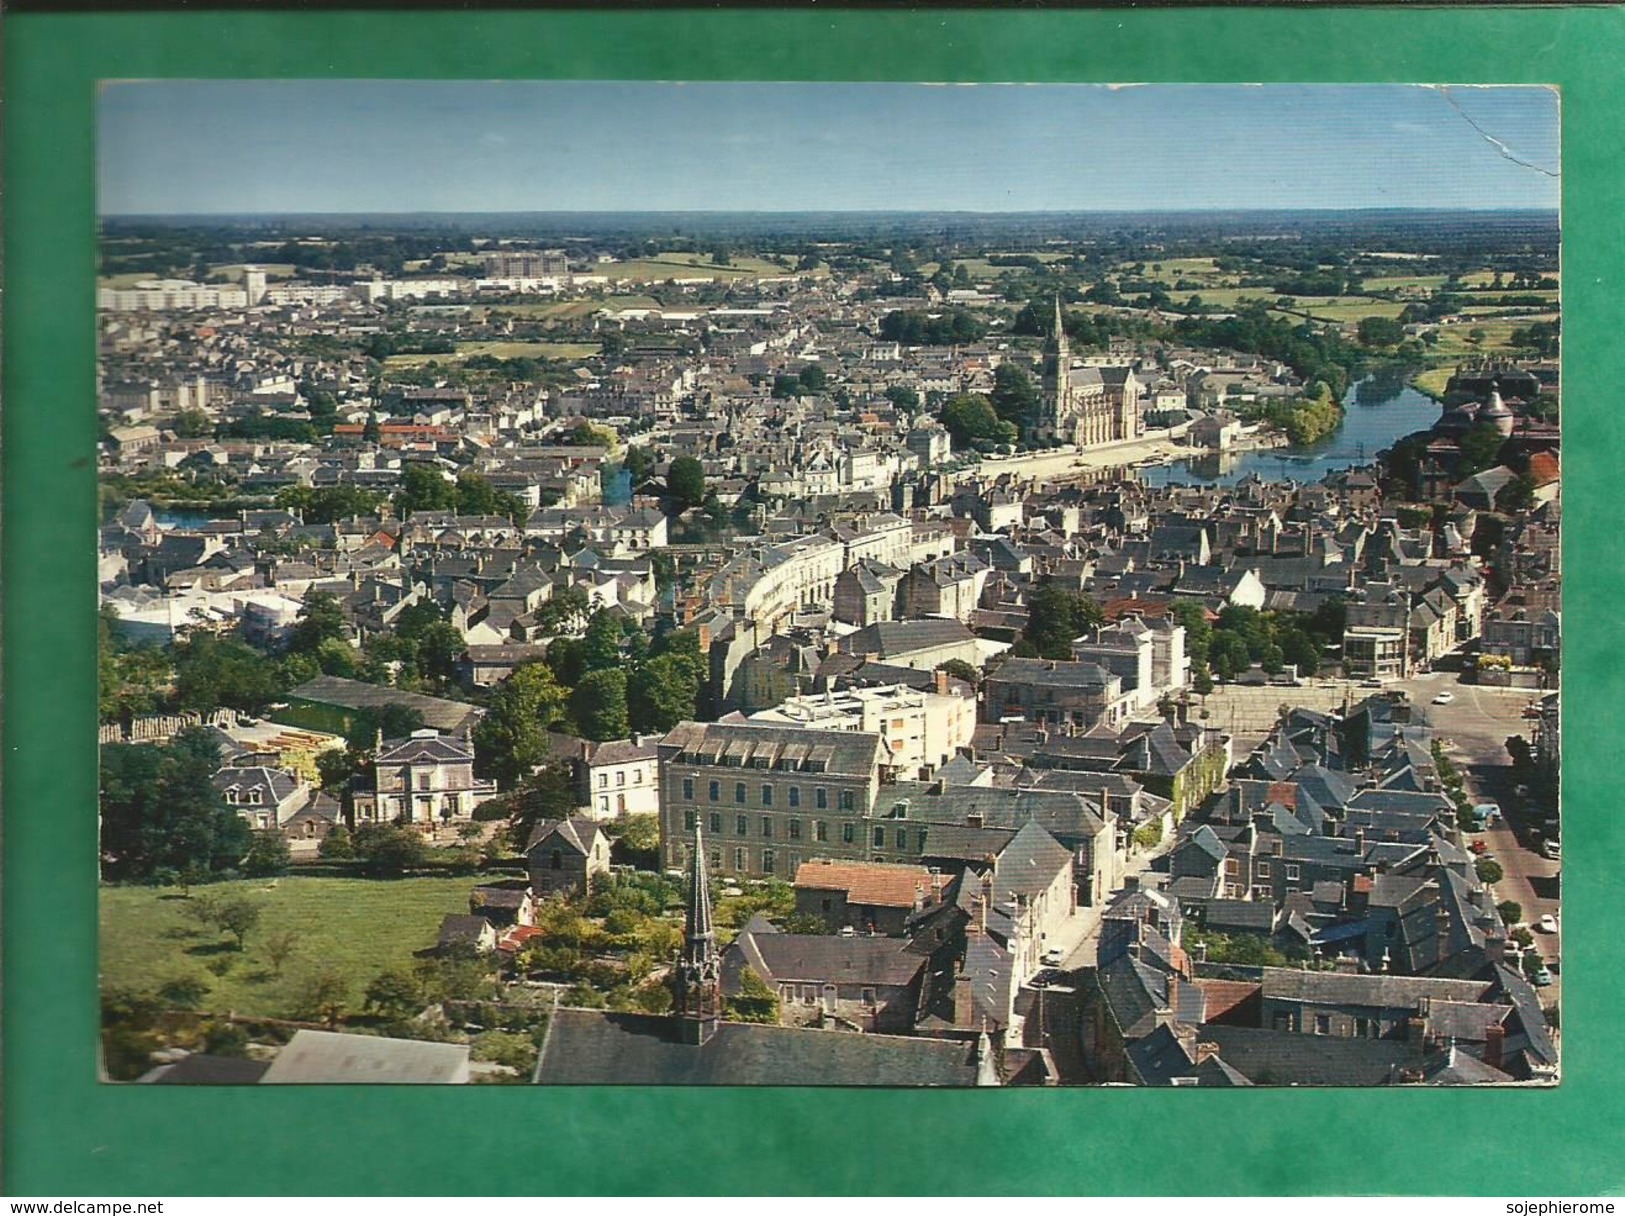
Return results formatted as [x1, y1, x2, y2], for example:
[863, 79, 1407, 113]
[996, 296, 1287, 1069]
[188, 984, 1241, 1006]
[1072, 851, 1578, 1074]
[673, 822, 722, 1044]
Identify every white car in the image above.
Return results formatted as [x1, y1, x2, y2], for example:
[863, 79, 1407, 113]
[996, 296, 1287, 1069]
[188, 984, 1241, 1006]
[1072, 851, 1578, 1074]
[1040, 947, 1067, 968]
[1432, 691, 1455, 705]
[1537, 914, 1560, 934]
[1542, 839, 1562, 861]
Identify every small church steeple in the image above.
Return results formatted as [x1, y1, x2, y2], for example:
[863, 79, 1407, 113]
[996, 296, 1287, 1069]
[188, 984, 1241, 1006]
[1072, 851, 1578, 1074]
[672, 823, 722, 1044]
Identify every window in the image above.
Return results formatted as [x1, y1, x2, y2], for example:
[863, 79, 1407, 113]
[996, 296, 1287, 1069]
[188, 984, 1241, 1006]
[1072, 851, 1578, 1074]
[1225, 858, 1239, 876]
[224, 790, 239, 805]
[710, 848, 722, 868]
[873, 826, 886, 848]
[1285, 863, 1301, 881]
[815, 821, 828, 842]
[1313, 1014, 1330, 1036]
[599, 773, 608, 789]
[617, 793, 626, 814]
[734, 782, 746, 805]
[789, 786, 801, 808]
[842, 823, 855, 844]
[684, 810, 697, 830]
[616, 771, 626, 787]
[634, 769, 643, 784]
[780, 985, 795, 1003]
[896, 829, 907, 849]
[1257, 860, 1271, 878]
[683, 777, 694, 800]
[1355, 1018, 1369, 1039]
[708, 780, 720, 803]
[761, 817, 773, 839]
[761, 784, 773, 807]
[816, 788, 828, 810]
[247, 788, 262, 804]
[802, 986, 818, 1005]
[599, 796, 609, 813]
[762, 849, 776, 875]
[861, 988, 877, 1008]
[736, 815, 748, 835]
[840, 791, 855, 811]
[734, 847, 746, 872]
[789, 819, 801, 840]
[709, 812, 722, 834]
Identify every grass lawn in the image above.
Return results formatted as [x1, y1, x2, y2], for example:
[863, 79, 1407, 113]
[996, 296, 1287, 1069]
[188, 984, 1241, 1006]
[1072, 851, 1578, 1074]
[1412, 366, 1456, 398]
[1427, 316, 1549, 359]
[1361, 273, 1449, 293]
[100, 875, 477, 1019]
[1290, 297, 1410, 322]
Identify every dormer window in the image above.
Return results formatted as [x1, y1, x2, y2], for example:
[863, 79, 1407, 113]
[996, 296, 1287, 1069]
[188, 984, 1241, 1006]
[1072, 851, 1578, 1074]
[247, 789, 262, 805]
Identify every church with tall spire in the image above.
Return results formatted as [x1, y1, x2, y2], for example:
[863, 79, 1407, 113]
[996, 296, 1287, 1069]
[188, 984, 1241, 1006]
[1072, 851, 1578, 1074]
[1036, 295, 1144, 448]
[671, 823, 722, 1045]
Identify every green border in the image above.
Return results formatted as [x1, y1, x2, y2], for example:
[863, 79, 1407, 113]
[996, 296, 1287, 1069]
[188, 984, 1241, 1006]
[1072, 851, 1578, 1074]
[5, 9, 1621, 1197]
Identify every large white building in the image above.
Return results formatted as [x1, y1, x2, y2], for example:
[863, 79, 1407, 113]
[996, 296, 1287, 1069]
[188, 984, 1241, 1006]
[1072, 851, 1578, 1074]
[747, 678, 976, 782]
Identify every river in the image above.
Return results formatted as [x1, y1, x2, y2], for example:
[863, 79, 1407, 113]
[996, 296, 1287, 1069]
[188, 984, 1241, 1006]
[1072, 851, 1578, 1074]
[1137, 374, 1442, 488]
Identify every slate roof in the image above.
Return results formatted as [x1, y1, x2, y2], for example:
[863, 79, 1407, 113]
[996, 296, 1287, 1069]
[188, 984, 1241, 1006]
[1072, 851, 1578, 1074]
[1196, 1025, 1424, 1087]
[661, 720, 884, 777]
[288, 675, 484, 735]
[991, 657, 1117, 690]
[377, 734, 475, 764]
[723, 930, 926, 992]
[993, 821, 1073, 898]
[524, 815, 604, 857]
[1260, 968, 1489, 1009]
[535, 1009, 985, 1086]
[140, 1053, 272, 1085]
[261, 1030, 471, 1084]
[839, 618, 976, 659]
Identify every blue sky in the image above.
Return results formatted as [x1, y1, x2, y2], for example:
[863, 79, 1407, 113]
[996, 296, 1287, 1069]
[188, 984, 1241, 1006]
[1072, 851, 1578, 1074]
[98, 81, 1559, 215]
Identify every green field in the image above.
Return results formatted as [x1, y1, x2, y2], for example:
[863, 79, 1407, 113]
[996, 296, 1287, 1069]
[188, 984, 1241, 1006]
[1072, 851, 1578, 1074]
[600, 252, 793, 282]
[1426, 316, 1550, 359]
[384, 340, 600, 368]
[100, 875, 478, 1018]
[1288, 297, 1410, 322]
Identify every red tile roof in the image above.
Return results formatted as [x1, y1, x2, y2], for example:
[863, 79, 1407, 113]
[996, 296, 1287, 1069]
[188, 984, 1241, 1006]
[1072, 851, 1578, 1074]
[793, 859, 944, 909]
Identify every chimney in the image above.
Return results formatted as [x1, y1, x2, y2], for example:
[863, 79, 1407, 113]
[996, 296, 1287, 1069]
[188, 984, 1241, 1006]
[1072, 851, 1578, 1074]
[934, 668, 951, 695]
[1194, 1041, 1220, 1066]
[1406, 1015, 1428, 1045]
[953, 971, 975, 1028]
[1355, 828, 1367, 854]
[1485, 1021, 1506, 1072]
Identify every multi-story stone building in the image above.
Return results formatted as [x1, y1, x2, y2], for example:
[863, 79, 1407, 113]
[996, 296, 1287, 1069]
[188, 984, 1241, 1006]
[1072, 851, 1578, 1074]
[746, 678, 977, 782]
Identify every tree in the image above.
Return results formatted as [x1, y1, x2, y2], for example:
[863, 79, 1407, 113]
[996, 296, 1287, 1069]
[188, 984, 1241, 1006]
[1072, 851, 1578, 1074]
[157, 975, 211, 1010]
[1497, 900, 1523, 926]
[1023, 582, 1104, 659]
[935, 658, 981, 688]
[798, 363, 828, 393]
[884, 385, 920, 411]
[939, 393, 1016, 450]
[264, 930, 301, 976]
[1356, 316, 1405, 347]
[364, 969, 424, 1021]
[352, 822, 431, 877]
[99, 728, 254, 882]
[1458, 422, 1506, 476]
[472, 662, 569, 789]
[724, 966, 781, 1024]
[1476, 858, 1505, 886]
[571, 668, 630, 742]
[989, 363, 1039, 431]
[242, 830, 291, 878]
[288, 591, 350, 655]
[1495, 474, 1537, 514]
[582, 609, 626, 673]
[214, 896, 262, 951]
[291, 968, 350, 1028]
[172, 634, 282, 713]
[318, 822, 354, 859]
[362, 412, 382, 444]
[628, 652, 703, 734]
[173, 408, 213, 438]
[667, 456, 707, 512]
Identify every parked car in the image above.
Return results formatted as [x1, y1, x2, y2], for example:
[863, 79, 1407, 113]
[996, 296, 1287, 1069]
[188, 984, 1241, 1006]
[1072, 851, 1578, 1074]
[1040, 947, 1066, 968]
[1028, 968, 1066, 989]
[1542, 839, 1562, 860]
[1432, 690, 1455, 705]
[1469, 839, 1489, 856]
[1532, 965, 1554, 987]
[1472, 803, 1501, 828]
[1538, 914, 1559, 934]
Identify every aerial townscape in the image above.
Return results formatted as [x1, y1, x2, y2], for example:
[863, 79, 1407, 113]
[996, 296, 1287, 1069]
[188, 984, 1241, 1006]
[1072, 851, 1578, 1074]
[93, 82, 1560, 1089]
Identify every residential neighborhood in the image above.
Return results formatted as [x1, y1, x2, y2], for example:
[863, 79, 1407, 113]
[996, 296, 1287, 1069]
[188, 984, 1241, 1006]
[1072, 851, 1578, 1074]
[96, 132, 1560, 1087]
